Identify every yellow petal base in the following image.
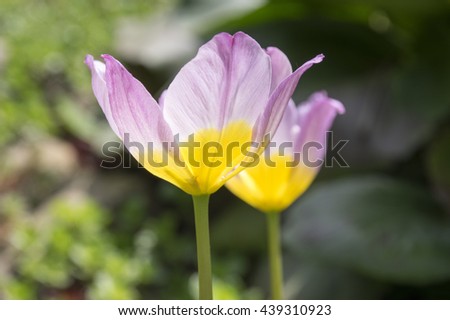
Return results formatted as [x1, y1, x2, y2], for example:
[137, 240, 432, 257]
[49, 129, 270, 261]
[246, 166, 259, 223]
[139, 121, 254, 195]
[226, 154, 317, 213]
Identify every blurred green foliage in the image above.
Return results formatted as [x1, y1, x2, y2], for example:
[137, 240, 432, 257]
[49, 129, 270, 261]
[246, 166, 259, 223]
[0, 0, 449, 300]
[0, 0, 156, 145]
[284, 177, 450, 286]
[1, 193, 155, 299]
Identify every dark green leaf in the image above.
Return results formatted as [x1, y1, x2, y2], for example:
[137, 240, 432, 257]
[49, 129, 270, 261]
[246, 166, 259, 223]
[284, 176, 450, 285]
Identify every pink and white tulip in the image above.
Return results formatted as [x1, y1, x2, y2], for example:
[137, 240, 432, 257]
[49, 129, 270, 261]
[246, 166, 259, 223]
[226, 92, 345, 213]
[85, 32, 323, 195]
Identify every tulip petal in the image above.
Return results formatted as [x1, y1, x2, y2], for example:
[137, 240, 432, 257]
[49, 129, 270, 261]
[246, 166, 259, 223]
[266, 47, 292, 93]
[100, 54, 173, 148]
[158, 89, 167, 108]
[85, 55, 120, 137]
[268, 100, 299, 154]
[226, 153, 315, 213]
[163, 32, 271, 137]
[86, 55, 200, 191]
[294, 91, 345, 162]
[253, 54, 324, 141]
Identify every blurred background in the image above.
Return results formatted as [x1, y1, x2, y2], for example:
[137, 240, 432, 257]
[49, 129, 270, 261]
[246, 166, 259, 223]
[0, 0, 449, 299]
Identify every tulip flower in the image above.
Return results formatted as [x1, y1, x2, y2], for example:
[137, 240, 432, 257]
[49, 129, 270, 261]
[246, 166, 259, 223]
[226, 92, 345, 299]
[85, 31, 323, 299]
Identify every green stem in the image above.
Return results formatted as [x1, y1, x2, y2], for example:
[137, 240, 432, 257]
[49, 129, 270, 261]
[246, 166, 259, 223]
[267, 212, 283, 299]
[192, 194, 213, 300]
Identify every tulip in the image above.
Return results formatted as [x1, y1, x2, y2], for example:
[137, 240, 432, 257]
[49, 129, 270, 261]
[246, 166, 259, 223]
[85, 31, 323, 299]
[226, 92, 345, 299]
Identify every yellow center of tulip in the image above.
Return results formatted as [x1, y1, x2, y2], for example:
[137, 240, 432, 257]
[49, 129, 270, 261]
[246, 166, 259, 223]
[140, 121, 254, 195]
[225, 153, 317, 213]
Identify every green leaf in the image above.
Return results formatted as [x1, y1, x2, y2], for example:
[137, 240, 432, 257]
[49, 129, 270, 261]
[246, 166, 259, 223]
[283, 176, 450, 285]
[283, 259, 388, 299]
[427, 126, 450, 197]
[426, 126, 450, 211]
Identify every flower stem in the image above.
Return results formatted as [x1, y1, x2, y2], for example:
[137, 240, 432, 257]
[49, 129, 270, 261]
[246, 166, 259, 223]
[192, 194, 213, 300]
[267, 212, 283, 299]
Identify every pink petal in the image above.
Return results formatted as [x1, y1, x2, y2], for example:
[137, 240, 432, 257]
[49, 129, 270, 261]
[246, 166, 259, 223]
[86, 55, 201, 192]
[158, 89, 167, 108]
[99, 54, 172, 149]
[294, 91, 345, 163]
[266, 47, 292, 93]
[269, 100, 299, 151]
[163, 32, 272, 137]
[85, 55, 120, 137]
[253, 54, 324, 141]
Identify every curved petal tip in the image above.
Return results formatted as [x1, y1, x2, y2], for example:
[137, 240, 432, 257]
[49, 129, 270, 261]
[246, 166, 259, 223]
[313, 54, 325, 63]
[100, 54, 114, 61]
[84, 54, 94, 68]
[330, 98, 345, 114]
[311, 91, 345, 114]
